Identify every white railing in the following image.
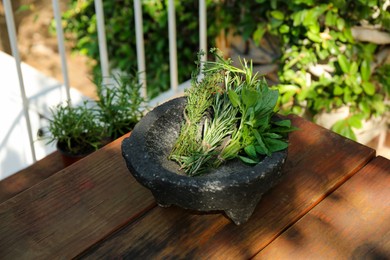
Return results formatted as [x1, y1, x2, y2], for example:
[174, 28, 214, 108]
[1, 0, 207, 179]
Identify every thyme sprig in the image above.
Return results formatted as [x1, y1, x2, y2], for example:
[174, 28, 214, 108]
[169, 49, 296, 176]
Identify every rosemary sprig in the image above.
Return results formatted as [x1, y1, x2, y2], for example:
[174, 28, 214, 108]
[169, 51, 224, 166]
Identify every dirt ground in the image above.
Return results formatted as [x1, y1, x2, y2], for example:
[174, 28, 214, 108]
[0, 0, 96, 98]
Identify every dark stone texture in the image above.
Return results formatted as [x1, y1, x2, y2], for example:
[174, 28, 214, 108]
[122, 97, 288, 225]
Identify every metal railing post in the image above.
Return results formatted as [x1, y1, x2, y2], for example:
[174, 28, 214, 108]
[52, 0, 71, 104]
[168, 0, 178, 93]
[94, 0, 110, 80]
[3, 0, 37, 162]
[199, 0, 207, 62]
[134, 0, 147, 98]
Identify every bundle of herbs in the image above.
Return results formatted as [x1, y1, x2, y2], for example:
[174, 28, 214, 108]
[169, 49, 296, 176]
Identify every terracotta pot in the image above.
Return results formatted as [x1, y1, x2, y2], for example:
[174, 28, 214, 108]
[121, 97, 288, 225]
[56, 142, 94, 168]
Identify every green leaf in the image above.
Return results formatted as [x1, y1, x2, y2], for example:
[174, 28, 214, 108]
[253, 23, 267, 43]
[17, 4, 33, 12]
[344, 127, 357, 141]
[343, 88, 352, 103]
[270, 18, 283, 29]
[297, 88, 310, 101]
[350, 62, 358, 75]
[331, 119, 347, 134]
[337, 31, 347, 42]
[337, 18, 345, 30]
[292, 10, 306, 26]
[272, 126, 300, 133]
[344, 27, 354, 43]
[325, 11, 336, 26]
[271, 0, 277, 9]
[372, 94, 386, 114]
[281, 90, 296, 104]
[263, 133, 282, 139]
[273, 119, 291, 128]
[361, 60, 371, 82]
[337, 54, 350, 73]
[254, 114, 270, 129]
[255, 145, 267, 155]
[303, 10, 315, 26]
[309, 23, 320, 34]
[242, 88, 258, 108]
[359, 100, 371, 116]
[279, 24, 290, 34]
[347, 115, 363, 129]
[333, 85, 344, 95]
[238, 156, 259, 165]
[256, 87, 279, 114]
[278, 84, 299, 93]
[252, 129, 270, 156]
[228, 89, 240, 108]
[331, 117, 358, 140]
[264, 138, 289, 153]
[362, 82, 375, 96]
[352, 85, 363, 95]
[307, 31, 322, 43]
[318, 49, 330, 60]
[292, 106, 303, 115]
[244, 144, 257, 159]
[270, 10, 285, 20]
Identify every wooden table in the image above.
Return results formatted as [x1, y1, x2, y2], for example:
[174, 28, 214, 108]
[0, 115, 389, 259]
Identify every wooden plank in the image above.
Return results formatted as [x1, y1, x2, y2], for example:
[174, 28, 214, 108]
[255, 156, 390, 259]
[0, 134, 156, 259]
[79, 115, 376, 259]
[0, 151, 64, 204]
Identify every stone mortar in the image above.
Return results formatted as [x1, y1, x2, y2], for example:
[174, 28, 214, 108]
[122, 97, 288, 225]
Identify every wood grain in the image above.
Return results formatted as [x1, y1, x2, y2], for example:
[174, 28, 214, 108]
[0, 151, 64, 204]
[255, 156, 390, 259]
[79, 115, 376, 259]
[0, 134, 156, 259]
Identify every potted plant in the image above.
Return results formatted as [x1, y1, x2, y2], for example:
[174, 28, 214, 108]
[122, 49, 296, 225]
[95, 74, 147, 140]
[45, 73, 146, 167]
[47, 100, 105, 166]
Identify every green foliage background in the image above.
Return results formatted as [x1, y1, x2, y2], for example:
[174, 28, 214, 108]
[229, 0, 390, 140]
[62, 0, 389, 140]
[62, 0, 223, 98]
